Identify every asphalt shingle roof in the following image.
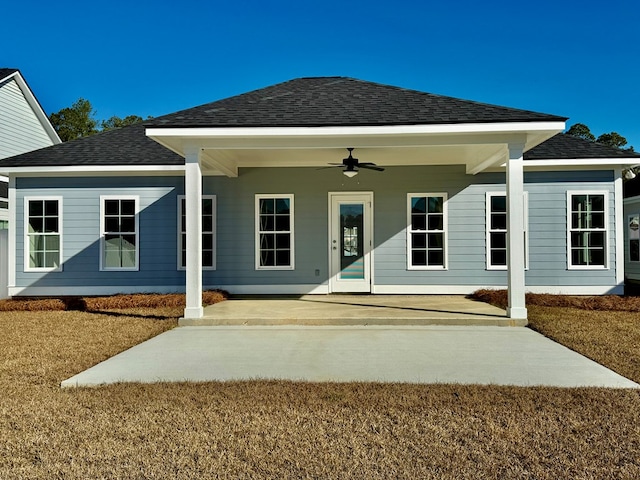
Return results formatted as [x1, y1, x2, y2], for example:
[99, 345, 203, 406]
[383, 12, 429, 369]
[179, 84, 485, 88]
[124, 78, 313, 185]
[0, 68, 19, 81]
[1, 77, 636, 169]
[0, 123, 183, 167]
[524, 133, 640, 160]
[149, 77, 567, 128]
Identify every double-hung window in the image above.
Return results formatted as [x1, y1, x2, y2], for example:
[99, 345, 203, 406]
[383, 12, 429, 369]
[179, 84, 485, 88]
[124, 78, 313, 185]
[567, 191, 608, 269]
[101, 196, 139, 271]
[486, 192, 529, 270]
[255, 194, 294, 270]
[24, 197, 62, 271]
[178, 195, 216, 270]
[407, 193, 447, 269]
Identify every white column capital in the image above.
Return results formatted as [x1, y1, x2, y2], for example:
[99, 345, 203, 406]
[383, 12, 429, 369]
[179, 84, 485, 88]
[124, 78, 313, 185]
[183, 144, 202, 160]
[507, 142, 525, 159]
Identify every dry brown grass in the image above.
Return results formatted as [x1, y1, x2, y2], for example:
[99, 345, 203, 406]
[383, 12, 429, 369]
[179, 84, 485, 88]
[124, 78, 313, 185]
[0, 290, 227, 312]
[470, 288, 640, 311]
[0, 303, 639, 478]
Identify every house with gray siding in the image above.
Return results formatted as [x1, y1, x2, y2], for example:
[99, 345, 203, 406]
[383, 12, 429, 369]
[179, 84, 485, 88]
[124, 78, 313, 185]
[1, 77, 638, 321]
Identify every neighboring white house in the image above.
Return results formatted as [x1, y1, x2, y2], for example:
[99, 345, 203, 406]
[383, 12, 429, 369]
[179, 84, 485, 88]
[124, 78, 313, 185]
[0, 68, 60, 297]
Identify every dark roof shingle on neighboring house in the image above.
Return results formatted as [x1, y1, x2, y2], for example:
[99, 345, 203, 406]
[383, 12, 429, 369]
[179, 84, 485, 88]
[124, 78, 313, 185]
[149, 76, 567, 128]
[0, 123, 183, 167]
[0, 68, 19, 81]
[525, 133, 640, 160]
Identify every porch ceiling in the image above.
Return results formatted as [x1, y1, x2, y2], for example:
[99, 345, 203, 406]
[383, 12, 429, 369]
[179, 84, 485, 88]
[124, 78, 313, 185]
[147, 122, 565, 176]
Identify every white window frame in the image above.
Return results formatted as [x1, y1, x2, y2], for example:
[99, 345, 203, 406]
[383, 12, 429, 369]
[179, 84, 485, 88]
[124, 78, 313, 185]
[100, 195, 139, 271]
[177, 195, 217, 271]
[628, 213, 640, 263]
[567, 190, 609, 270]
[406, 193, 448, 270]
[486, 191, 529, 270]
[255, 194, 295, 271]
[23, 196, 63, 272]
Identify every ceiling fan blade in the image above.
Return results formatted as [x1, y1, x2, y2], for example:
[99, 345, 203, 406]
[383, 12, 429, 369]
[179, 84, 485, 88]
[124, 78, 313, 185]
[316, 165, 344, 170]
[359, 164, 385, 172]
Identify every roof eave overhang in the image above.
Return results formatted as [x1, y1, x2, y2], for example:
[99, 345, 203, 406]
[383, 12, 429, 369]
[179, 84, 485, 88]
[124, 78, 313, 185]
[146, 121, 565, 152]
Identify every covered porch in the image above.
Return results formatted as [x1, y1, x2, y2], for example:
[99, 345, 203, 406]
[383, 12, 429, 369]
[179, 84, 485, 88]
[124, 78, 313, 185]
[147, 109, 565, 322]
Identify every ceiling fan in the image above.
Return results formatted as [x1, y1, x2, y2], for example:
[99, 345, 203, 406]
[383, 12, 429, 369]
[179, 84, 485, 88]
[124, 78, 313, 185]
[327, 148, 385, 177]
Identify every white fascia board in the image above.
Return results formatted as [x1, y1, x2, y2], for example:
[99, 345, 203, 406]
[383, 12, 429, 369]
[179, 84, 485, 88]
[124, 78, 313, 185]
[10, 72, 62, 145]
[0, 165, 185, 176]
[523, 158, 640, 167]
[146, 121, 565, 139]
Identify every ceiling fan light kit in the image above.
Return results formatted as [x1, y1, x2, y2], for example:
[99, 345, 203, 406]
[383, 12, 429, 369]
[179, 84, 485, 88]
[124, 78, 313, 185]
[328, 148, 385, 178]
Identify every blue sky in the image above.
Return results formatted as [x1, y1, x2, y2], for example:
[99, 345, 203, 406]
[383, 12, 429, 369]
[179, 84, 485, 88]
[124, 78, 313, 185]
[4, 0, 639, 149]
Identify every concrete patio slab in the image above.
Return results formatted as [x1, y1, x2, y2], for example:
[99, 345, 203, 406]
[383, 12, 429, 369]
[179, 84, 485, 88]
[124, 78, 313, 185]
[61, 325, 639, 389]
[180, 295, 517, 326]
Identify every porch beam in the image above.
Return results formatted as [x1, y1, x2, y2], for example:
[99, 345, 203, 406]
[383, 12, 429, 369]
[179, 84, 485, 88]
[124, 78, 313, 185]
[183, 146, 203, 319]
[506, 143, 527, 320]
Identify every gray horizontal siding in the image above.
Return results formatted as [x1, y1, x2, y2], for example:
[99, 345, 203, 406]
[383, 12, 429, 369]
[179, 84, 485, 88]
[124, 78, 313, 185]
[0, 78, 54, 159]
[13, 166, 619, 294]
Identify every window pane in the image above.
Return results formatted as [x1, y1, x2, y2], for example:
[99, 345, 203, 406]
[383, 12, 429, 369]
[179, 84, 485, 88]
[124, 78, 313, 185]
[411, 197, 426, 214]
[203, 198, 213, 215]
[572, 249, 587, 266]
[29, 218, 43, 233]
[276, 233, 290, 249]
[105, 200, 120, 215]
[589, 232, 605, 247]
[412, 250, 427, 266]
[275, 250, 290, 266]
[203, 233, 213, 250]
[120, 200, 135, 216]
[260, 233, 274, 250]
[203, 216, 213, 232]
[44, 217, 58, 233]
[275, 198, 290, 215]
[590, 213, 605, 229]
[260, 199, 274, 214]
[30, 251, 43, 269]
[275, 215, 290, 231]
[427, 215, 443, 231]
[29, 200, 43, 217]
[105, 217, 119, 233]
[428, 197, 443, 214]
[591, 249, 605, 266]
[590, 195, 604, 212]
[412, 233, 427, 249]
[44, 200, 58, 216]
[491, 250, 507, 266]
[428, 251, 444, 266]
[428, 233, 443, 248]
[490, 232, 506, 249]
[571, 232, 588, 247]
[491, 213, 507, 231]
[572, 195, 588, 211]
[411, 214, 426, 231]
[491, 196, 506, 213]
[260, 215, 274, 232]
[261, 250, 275, 267]
[120, 217, 135, 233]
[203, 250, 213, 267]
[44, 252, 59, 268]
[121, 235, 136, 249]
[45, 235, 60, 252]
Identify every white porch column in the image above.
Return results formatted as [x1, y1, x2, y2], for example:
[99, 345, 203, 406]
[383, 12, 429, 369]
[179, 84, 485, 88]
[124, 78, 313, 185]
[184, 146, 203, 319]
[506, 143, 527, 320]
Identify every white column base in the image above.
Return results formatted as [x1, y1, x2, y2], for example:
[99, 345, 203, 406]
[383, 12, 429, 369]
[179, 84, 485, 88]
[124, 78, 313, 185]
[507, 306, 528, 320]
[183, 306, 204, 319]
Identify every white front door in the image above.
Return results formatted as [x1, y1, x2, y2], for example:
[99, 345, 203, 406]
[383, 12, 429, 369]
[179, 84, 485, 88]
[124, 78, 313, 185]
[329, 193, 373, 293]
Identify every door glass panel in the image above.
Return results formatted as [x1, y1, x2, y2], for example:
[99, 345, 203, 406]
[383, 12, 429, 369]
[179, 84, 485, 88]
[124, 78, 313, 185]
[340, 203, 364, 279]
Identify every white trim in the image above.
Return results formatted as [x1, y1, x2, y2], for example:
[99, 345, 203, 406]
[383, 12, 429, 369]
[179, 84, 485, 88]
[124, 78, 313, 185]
[211, 284, 330, 295]
[100, 195, 139, 271]
[0, 166, 185, 176]
[23, 196, 63, 273]
[255, 194, 295, 270]
[406, 193, 448, 270]
[177, 195, 217, 270]
[147, 121, 565, 138]
[566, 190, 610, 270]
[524, 158, 640, 167]
[485, 191, 529, 270]
[614, 169, 624, 284]
[371, 284, 624, 295]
